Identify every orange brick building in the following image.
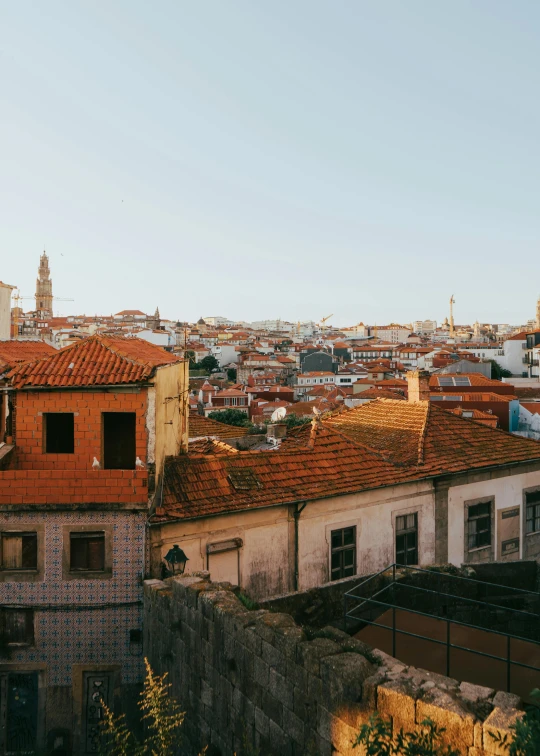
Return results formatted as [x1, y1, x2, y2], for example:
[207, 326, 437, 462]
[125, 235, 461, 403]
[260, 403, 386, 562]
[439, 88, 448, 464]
[0, 336, 188, 753]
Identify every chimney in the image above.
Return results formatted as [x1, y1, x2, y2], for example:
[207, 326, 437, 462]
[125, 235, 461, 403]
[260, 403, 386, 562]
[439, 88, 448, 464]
[267, 422, 287, 440]
[407, 370, 430, 402]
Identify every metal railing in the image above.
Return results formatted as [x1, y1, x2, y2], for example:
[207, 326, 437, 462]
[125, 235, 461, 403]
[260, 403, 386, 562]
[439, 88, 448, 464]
[344, 564, 540, 693]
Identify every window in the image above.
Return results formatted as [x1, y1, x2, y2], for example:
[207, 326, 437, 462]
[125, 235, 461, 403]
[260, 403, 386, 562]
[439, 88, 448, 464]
[330, 527, 356, 580]
[468, 502, 492, 550]
[462, 411, 473, 418]
[70, 532, 105, 571]
[0, 532, 37, 570]
[396, 513, 418, 565]
[44, 413, 74, 453]
[526, 490, 540, 534]
[0, 609, 34, 645]
[102, 412, 136, 469]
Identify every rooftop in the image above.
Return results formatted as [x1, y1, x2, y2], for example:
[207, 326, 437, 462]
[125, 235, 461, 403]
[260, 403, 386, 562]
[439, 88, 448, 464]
[8, 334, 180, 388]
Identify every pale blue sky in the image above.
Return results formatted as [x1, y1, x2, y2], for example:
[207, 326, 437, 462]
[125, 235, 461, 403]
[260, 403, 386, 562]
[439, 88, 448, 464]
[1, 1, 539, 326]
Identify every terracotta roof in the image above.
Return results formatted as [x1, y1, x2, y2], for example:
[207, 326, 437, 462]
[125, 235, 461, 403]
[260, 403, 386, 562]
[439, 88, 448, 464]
[430, 392, 516, 402]
[189, 414, 250, 439]
[514, 387, 540, 400]
[505, 332, 528, 341]
[521, 403, 540, 415]
[115, 309, 146, 316]
[445, 407, 498, 424]
[188, 438, 239, 455]
[355, 388, 406, 400]
[0, 340, 57, 372]
[430, 374, 510, 388]
[8, 334, 180, 388]
[323, 401, 540, 472]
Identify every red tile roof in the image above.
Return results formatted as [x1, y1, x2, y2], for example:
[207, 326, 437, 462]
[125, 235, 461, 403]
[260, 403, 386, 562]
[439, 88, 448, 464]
[156, 399, 540, 523]
[8, 334, 180, 388]
[189, 414, 250, 439]
[0, 340, 57, 372]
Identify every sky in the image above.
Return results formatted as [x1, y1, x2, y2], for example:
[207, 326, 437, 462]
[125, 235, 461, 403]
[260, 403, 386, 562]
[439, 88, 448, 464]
[1, 1, 539, 327]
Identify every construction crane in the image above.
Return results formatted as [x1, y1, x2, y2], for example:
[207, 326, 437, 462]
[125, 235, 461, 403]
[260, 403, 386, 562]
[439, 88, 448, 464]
[318, 314, 333, 330]
[11, 290, 74, 339]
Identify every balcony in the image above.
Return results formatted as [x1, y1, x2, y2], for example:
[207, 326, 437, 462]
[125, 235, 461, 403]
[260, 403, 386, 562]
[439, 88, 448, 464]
[0, 469, 148, 505]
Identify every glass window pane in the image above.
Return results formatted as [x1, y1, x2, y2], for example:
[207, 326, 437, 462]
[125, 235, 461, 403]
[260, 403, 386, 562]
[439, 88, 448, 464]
[343, 549, 354, 567]
[343, 528, 355, 546]
[331, 532, 342, 549]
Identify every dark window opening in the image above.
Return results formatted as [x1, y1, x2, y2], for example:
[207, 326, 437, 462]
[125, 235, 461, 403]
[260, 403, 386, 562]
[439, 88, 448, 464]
[1, 532, 37, 570]
[396, 513, 418, 565]
[330, 526, 356, 581]
[70, 532, 105, 571]
[468, 501, 492, 550]
[44, 412, 74, 453]
[526, 491, 540, 534]
[103, 412, 136, 469]
[0, 609, 34, 645]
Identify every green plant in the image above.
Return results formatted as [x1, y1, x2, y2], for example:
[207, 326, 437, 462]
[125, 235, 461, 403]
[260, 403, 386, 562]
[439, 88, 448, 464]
[237, 592, 259, 611]
[208, 409, 252, 427]
[100, 658, 184, 755]
[490, 689, 540, 756]
[353, 714, 460, 756]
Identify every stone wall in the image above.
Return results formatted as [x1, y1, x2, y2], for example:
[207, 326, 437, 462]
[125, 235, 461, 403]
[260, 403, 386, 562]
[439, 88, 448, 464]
[144, 575, 524, 756]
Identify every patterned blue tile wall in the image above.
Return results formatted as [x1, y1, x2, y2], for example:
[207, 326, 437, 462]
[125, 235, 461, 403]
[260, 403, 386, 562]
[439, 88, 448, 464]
[0, 510, 145, 686]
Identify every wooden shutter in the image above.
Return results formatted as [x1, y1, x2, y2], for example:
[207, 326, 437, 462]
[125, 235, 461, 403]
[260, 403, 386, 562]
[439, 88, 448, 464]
[1, 536, 22, 569]
[88, 537, 105, 571]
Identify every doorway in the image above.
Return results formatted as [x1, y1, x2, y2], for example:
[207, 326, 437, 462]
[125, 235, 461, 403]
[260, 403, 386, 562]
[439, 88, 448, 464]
[102, 413, 136, 470]
[0, 672, 39, 754]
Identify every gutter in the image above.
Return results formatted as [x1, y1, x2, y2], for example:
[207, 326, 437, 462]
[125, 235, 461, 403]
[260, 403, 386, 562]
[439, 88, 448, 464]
[293, 501, 308, 592]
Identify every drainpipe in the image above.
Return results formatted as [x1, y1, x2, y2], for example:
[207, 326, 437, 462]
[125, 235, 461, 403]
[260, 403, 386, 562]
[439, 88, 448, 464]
[293, 501, 308, 592]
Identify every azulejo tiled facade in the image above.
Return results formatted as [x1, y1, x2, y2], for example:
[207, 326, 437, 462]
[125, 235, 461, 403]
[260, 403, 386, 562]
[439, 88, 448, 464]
[0, 510, 145, 686]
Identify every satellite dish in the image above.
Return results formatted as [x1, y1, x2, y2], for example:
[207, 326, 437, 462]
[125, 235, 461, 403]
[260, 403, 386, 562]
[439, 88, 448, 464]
[271, 406, 287, 423]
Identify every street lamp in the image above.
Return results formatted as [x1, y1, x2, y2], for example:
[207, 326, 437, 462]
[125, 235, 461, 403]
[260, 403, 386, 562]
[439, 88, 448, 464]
[163, 545, 189, 576]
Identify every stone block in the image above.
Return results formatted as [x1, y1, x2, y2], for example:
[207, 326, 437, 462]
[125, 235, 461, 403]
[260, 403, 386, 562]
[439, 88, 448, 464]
[317, 705, 358, 755]
[201, 680, 213, 708]
[261, 639, 286, 674]
[320, 652, 373, 707]
[491, 691, 521, 710]
[296, 638, 342, 675]
[261, 690, 283, 726]
[286, 657, 308, 691]
[268, 668, 294, 710]
[253, 655, 270, 686]
[378, 679, 417, 734]
[268, 719, 293, 756]
[255, 707, 270, 737]
[273, 625, 306, 660]
[244, 625, 263, 655]
[417, 689, 475, 753]
[304, 731, 333, 756]
[483, 707, 524, 756]
[283, 707, 305, 746]
[460, 682, 495, 703]
[255, 612, 296, 644]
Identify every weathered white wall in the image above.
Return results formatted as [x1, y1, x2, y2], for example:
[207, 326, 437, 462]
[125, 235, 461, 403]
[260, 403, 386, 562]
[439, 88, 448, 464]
[447, 469, 540, 565]
[153, 360, 189, 472]
[153, 478, 436, 599]
[0, 282, 14, 340]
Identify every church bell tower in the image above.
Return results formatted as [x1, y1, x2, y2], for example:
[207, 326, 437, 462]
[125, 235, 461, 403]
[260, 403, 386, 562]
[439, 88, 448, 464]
[35, 251, 53, 318]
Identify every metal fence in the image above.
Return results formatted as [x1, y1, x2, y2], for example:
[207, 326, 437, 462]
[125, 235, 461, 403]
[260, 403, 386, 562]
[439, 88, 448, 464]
[343, 563, 540, 692]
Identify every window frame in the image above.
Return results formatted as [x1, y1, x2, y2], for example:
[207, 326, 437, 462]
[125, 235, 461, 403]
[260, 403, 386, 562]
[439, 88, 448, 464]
[395, 512, 419, 566]
[0, 525, 44, 583]
[467, 500, 493, 551]
[69, 532, 106, 573]
[525, 489, 540, 535]
[0, 532, 38, 572]
[0, 608, 35, 646]
[329, 526, 357, 581]
[62, 525, 113, 580]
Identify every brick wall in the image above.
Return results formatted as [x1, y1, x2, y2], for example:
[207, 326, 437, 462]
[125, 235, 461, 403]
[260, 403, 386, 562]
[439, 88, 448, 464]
[144, 575, 524, 756]
[13, 389, 148, 469]
[0, 468, 147, 504]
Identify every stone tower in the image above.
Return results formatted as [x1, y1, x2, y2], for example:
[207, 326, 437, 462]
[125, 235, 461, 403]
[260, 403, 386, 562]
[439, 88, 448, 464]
[35, 251, 53, 318]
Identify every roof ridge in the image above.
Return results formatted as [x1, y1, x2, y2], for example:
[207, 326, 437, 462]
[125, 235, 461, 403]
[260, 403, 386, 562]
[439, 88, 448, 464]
[417, 401, 430, 465]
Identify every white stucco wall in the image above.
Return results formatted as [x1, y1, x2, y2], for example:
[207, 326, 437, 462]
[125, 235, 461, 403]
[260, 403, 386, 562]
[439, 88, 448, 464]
[0, 282, 14, 340]
[447, 469, 540, 565]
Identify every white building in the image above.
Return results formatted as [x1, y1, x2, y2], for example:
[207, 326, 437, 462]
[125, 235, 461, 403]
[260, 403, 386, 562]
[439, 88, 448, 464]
[413, 319, 437, 335]
[0, 282, 15, 340]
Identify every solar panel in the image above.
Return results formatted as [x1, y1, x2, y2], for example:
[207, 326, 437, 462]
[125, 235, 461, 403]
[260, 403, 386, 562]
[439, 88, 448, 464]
[454, 376, 471, 386]
[438, 377, 454, 386]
